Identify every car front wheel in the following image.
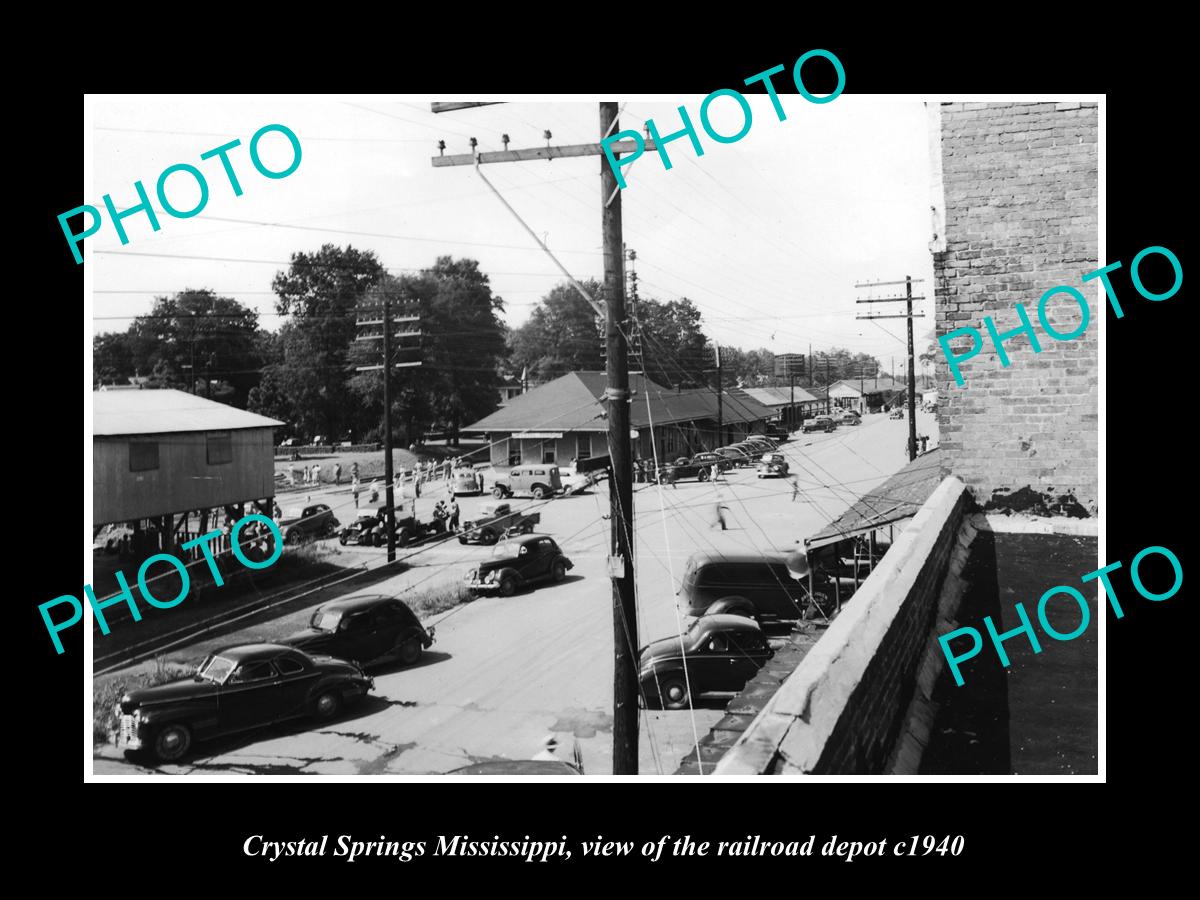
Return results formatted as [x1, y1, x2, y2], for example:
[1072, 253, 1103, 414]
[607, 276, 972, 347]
[152, 723, 192, 762]
[312, 690, 343, 720]
[397, 639, 422, 665]
[492, 486, 506, 499]
[658, 675, 690, 711]
[698, 469, 710, 482]
[498, 576, 517, 597]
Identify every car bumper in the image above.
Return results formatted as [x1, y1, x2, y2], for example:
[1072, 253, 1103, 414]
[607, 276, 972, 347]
[114, 715, 145, 751]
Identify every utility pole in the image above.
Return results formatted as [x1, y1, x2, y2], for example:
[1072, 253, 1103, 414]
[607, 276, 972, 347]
[789, 372, 795, 430]
[432, 101, 647, 774]
[714, 343, 723, 445]
[825, 354, 831, 414]
[356, 296, 422, 563]
[382, 298, 396, 562]
[602, 103, 638, 775]
[855, 276, 926, 460]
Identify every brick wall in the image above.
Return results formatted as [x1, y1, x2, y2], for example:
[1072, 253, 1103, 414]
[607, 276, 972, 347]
[933, 102, 1098, 512]
[713, 477, 970, 775]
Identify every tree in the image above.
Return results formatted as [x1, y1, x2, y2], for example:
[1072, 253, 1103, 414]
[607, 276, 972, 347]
[635, 297, 709, 387]
[99, 289, 264, 404]
[508, 280, 604, 382]
[349, 258, 508, 446]
[270, 244, 385, 437]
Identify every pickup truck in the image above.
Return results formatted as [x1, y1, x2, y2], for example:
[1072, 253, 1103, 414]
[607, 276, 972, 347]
[458, 502, 541, 545]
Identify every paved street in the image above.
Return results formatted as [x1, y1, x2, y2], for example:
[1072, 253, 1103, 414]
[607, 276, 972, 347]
[94, 411, 936, 776]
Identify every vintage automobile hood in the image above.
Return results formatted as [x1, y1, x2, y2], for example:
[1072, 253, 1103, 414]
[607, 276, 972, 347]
[124, 677, 218, 710]
[474, 556, 518, 576]
[638, 636, 686, 668]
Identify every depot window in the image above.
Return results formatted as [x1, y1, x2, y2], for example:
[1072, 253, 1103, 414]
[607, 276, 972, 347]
[207, 431, 233, 465]
[576, 434, 591, 461]
[541, 443, 556, 465]
[129, 440, 159, 472]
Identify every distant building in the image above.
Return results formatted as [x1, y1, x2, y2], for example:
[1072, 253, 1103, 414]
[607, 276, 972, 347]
[94, 390, 284, 546]
[827, 376, 903, 413]
[742, 385, 821, 429]
[464, 371, 774, 467]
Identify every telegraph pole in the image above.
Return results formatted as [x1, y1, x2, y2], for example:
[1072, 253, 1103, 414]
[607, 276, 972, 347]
[855, 276, 926, 460]
[714, 343, 723, 445]
[382, 298, 396, 562]
[356, 295, 422, 563]
[602, 103, 638, 775]
[431, 101, 647, 774]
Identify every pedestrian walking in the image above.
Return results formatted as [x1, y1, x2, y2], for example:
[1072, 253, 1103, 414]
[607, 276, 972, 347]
[368, 479, 379, 504]
[710, 462, 721, 483]
[788, 474, 800, 503]
[448, 498, 460, 533]
[351, 461, 359, 482]
[311, 463, 321, 485]
[352, 477, 361, 508]
[667, 465, 678, 489]
[333, 463, 342, 485]
[289, 463, 301, 486]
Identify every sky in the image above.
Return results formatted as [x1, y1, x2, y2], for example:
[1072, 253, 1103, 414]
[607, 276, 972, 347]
[88, 95, 938, 369]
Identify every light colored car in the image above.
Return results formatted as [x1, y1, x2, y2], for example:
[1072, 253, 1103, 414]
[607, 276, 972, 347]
[491, 465, 563, 500]
[756, 452, 790, 478]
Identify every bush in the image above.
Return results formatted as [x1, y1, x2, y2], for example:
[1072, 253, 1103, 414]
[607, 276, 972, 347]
[93, 656, 192, 745]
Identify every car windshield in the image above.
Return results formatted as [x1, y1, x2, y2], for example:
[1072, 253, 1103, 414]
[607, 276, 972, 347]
[196, 655, 237, 684]
[310, 609, 343, 632]
[492, 540, 522, 558]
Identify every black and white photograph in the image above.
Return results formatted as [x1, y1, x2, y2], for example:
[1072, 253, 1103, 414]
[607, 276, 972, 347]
[75, 84, 1110, 780]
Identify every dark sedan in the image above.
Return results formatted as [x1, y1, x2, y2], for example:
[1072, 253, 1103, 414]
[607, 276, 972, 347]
[714, 446, 755, 468]
[658, 451, 729, 483]
[114, 644, 373, 763]
[282, 595, 434, 667]
[280, 503, 340, 545]
[639, 615, 772, 710]
[465, 533, 573, 597]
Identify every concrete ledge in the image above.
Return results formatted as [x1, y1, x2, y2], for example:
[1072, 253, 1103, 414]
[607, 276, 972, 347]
[713, 475, 969, 775]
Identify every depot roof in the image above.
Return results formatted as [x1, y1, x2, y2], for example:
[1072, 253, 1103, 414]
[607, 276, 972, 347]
[464, 372, 774, 434]
[94, 389, 285, 436]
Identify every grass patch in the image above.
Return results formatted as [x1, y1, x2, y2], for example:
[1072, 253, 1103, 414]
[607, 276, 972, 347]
[405, 581, 475, 618]
[93, 655, 193, 745]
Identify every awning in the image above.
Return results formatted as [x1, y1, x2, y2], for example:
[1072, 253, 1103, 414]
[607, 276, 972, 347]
[805, 448, 944, 551]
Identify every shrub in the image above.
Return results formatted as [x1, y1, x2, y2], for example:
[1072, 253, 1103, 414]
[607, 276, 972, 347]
[93, 656, 192, 745]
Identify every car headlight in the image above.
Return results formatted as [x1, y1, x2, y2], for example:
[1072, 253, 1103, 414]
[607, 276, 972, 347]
[487, 571, 499, 583]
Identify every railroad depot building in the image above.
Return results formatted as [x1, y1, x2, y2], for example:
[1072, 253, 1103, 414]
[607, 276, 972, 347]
[741, 386, 823, 429]
[827, 376, 903, 414]
[93, 389, 283, 554]
[464, 371, 775, 468]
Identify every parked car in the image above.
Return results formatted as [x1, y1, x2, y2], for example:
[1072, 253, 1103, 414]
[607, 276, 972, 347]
[764, 422, 790, 440]
[113, 644, 373, 763]
[452, 468, 483, 496]
[93, 522, 134, 553]
[279, 437, 301, 448]
[458, 501, 540, 545]
[491, 465, 563, 500]
[889, 407, 904, 419]
[756, 452, 790, 478]
[282, 595, 434, 668]
[465, 533, 573, 597]
[745, 434, 779, 450]
[715, 446, 755, 468]
[312, 434, 329, 445]
[836, 410, 861, 425]
[658, 451, 729, 483]
[339, 509, 385, 546]
[279, 504, 340, 545]
[679, 550, 809, 626]
[639, 615, 773, 710]
[802, 415, 836, 434]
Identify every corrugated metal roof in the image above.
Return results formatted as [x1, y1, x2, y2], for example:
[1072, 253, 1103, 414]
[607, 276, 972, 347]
[743, 386, 820, 406]
[94, 389, 285, 436]
[805, 448, 945, 549]
[465, 372, 775, 434]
